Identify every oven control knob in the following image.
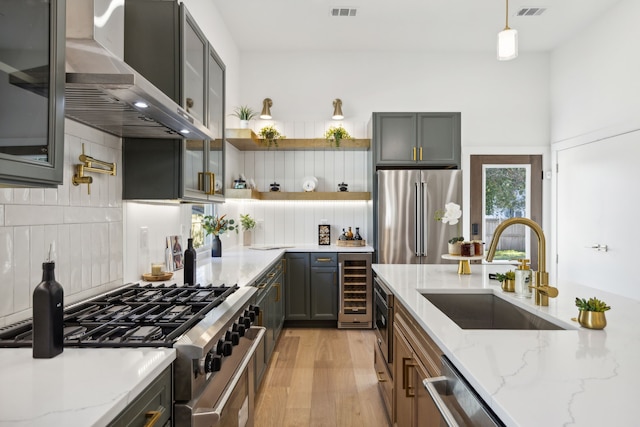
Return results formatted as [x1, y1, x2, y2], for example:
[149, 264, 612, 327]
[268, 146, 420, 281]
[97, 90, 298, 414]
[222, 341, 233, 356]
[240, 316, 251, 329]
[205, 353, 222, 373]
[249, 304, 260, 316]
[230, 331, 240, 345]
[236, 324, 246, 337]
[216, 339, 225, 355]
[244, 309, 256, 322]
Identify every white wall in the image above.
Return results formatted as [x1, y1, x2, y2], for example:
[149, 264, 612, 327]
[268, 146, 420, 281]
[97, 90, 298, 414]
[0, 120, 123, 326]
[550, 0, 640, 298]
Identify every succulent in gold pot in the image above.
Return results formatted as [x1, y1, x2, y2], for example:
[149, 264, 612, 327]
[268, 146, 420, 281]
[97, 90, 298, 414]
[495, 270, 516, 292]
[575, 297, 610, 329]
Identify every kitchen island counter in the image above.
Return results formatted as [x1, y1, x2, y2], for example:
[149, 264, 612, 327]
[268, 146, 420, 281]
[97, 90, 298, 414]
[372, 263, 640, 427]
[0, 348, 175, 427]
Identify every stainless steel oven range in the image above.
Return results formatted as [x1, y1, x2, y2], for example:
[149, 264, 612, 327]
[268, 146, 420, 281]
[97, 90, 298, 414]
[0, 282, 264, 427]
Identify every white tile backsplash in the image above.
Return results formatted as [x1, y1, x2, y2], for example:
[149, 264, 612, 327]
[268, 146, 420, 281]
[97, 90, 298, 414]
[0, 120, 123, 326]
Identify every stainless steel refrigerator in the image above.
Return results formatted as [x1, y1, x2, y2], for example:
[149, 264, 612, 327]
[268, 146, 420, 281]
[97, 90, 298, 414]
[376, 169, 462, 264]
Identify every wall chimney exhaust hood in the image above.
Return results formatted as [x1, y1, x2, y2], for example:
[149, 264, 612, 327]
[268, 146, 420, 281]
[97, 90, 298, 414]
[63, 0, 215, 140]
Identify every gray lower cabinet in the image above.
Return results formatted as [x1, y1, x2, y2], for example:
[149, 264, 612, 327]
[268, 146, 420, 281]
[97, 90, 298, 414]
[286, 253, 338, 322]
[254, 259, 285, 390]
[373, 112, 461, 168]
[107, 366, 172, 427]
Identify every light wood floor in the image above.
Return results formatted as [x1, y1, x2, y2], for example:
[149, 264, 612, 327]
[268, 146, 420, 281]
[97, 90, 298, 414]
[255, 328, 390, 427]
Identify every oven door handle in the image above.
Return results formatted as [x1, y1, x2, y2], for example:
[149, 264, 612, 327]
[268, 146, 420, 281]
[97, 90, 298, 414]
[192, 327, 266, 427]
[423, 376, 460, 427]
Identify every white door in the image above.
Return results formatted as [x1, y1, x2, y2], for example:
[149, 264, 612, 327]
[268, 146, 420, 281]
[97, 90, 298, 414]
[556, 130, 640, 299]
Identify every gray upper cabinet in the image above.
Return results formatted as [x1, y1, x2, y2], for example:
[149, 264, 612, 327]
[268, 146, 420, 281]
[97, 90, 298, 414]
[122, 1, 224, 201]
[0, 0, 65, 187]
[374, 112, 461, 168]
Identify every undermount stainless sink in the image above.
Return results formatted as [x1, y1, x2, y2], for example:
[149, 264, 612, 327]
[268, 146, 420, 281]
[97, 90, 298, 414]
[421, 293, 566, 330]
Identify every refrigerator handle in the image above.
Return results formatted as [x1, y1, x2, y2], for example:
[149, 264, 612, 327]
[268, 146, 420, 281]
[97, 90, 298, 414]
[422, 181, 428, 257]
[414, 182, 421, 257]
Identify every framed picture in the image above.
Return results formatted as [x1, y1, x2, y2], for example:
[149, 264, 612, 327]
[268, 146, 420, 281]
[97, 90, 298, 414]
[318, 224, 331, 245]
[167, 235, 184, 270]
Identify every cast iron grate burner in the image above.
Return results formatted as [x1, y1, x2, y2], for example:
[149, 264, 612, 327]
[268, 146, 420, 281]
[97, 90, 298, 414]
[0, 282, 239, 348]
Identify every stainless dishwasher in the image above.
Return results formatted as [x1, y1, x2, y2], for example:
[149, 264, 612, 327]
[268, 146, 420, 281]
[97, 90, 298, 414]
[423, 356, 504, 427]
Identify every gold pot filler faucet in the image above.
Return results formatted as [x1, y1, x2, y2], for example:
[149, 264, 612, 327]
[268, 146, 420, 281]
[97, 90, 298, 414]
[72, 143, 117, 195]
[485, 217, 559, 306]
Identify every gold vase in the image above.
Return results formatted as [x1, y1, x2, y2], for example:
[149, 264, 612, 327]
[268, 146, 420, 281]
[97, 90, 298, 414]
[578, 311, 607, 329]
[501, 279, 515, 292]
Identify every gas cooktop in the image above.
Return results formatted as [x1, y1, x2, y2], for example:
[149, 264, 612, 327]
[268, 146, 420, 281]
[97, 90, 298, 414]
[0, 282, 239, 348]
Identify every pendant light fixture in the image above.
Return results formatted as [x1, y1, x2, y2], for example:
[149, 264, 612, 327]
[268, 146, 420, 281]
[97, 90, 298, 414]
[260, 98, 273, 119]
[497, 0, 518, 61]
[332, 98, 344, 120]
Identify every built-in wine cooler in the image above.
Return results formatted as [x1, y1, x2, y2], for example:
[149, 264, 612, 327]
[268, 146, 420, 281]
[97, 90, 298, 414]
[338, 253, 373, 329]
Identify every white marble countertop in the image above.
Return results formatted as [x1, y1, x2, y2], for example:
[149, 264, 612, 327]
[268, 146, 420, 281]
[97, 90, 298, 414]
[372, 263, 640, 427]
[0, 348, 175, 427]
[0, 244, 373, 427]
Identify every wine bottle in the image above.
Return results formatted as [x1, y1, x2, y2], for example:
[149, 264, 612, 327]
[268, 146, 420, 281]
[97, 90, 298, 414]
[184, 238, 197, 286]
[33, 261, 64, 359]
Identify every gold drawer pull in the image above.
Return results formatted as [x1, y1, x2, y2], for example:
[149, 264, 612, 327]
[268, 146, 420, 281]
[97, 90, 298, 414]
[376, 371, 387, 383]
[144, 410, 162, 427]
[315, 257, 332, 262]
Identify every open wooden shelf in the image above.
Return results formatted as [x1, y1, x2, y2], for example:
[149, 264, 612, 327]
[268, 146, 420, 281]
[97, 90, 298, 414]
[225, 128, 370, 151]
[224, 190, 371, 201]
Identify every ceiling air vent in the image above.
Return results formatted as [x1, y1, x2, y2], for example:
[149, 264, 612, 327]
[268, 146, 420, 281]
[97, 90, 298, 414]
[330, 7, 357, 17]
[515, 7, 547, 16]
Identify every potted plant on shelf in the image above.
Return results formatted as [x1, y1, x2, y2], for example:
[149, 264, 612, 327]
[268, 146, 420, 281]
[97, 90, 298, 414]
[324, 125, 353, 148]
[231, 105, 257, 129]
[435, 202, 464, 255]
[575, 297, 611, 329]
[239, 213, 256, 246]
[258, 125, 283, 148]
[202, 214, 237, 257]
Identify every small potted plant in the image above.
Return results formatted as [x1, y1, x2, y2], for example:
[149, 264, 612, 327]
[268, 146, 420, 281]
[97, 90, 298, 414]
[202, 214, 237, 257]
[324, 125, 353, 148]
[231, 105, 256, 129]
[239, 213, 256, 246]
[435, 202, 464, 255]
[495, 271, 516, 292]
[258, 125, 283, 148]
[575, 297, 611, 329]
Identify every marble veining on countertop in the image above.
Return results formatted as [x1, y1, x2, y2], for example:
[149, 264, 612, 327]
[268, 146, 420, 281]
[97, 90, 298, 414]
[372, 263, 640, 427]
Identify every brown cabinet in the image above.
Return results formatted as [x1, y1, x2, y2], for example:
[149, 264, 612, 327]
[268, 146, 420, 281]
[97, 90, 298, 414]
[393, 301, 443, 427]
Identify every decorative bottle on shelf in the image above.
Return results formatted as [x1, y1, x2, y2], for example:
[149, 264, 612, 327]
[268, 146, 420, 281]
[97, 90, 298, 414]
[339, 229, 347, 240]
[354, 227, 363, 240]
[33, 252, 64, 359]
[184, 238, 197, 286]
[345, 227, 354, 240]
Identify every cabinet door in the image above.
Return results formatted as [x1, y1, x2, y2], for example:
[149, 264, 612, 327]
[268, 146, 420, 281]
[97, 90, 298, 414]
[394, 324, 415, 427]
[310, 266, 338, 320]
[414, 360, 441, 427]
[0, 0, 64, 187]
[285, 254, 310, 320]
[264, 284, 276, 362]
[272, 267, 285, 338]
[207, 45, 225, 197]
[181, 7, 206, 124]
[183, 139, 208, 200]
[417, 113, 461, 167]
[374, 113, 417, 166]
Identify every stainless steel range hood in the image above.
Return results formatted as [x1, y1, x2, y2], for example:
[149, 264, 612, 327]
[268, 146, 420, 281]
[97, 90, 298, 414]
[64, 0, 214, 140]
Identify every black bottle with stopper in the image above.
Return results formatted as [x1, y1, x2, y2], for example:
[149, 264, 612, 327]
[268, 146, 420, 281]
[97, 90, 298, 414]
[33, 244, 64, 359]
[184, 238, 197, 286]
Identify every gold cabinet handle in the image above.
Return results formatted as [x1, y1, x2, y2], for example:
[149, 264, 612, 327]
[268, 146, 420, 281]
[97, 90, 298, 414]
[412, 146, 416, 161]
[267, 272, 276, 278]
[205, 172, 215, 195]
[315, 257, 332, 262]
[144, 410, 162, 427]
[282, 258, 287, 274]
[419, 147, 423, 161]
[198, 172, 204, 191]
[256, 282, 268, 289]
[402, 358, 417, 398]
[273, 282, 281, 302]
[376, 371, 387, 383]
